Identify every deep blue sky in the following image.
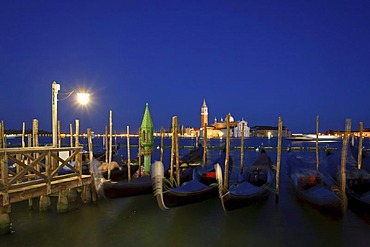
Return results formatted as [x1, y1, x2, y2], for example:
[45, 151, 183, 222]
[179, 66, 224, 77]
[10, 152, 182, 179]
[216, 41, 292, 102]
[1, 1, 369, 134]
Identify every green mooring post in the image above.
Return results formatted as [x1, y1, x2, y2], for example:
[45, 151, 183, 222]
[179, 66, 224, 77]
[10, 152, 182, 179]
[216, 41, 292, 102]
[140, 103, 154, 175]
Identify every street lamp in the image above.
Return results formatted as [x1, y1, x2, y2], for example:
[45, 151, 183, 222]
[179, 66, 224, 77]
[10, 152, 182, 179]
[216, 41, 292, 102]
[51, 81, 90, 147]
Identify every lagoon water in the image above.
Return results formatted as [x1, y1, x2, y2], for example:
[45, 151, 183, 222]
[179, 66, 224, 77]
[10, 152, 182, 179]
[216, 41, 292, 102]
[2, 136, 370, 247]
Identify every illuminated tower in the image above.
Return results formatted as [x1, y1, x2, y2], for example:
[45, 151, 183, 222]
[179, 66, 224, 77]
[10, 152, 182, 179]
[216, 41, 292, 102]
[201, 99, 208, 128]
[140, 103, 154, 175]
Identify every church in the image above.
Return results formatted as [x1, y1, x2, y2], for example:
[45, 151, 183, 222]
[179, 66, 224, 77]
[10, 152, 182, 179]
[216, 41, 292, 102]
[199, 99, 250, 138]
[181, 99, 291, 138]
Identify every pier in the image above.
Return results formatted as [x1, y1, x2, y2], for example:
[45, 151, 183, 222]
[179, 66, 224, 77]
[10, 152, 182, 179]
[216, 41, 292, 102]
[0, 146, 95, 234]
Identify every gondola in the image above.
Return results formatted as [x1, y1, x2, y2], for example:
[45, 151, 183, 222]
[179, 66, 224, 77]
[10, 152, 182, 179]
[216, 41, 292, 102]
[152, 150, 230, 210]
[286, 153, 343, 213]
[215, 149, 275, 211]
[179, 144, 204, 166]
[163, 144, 205, 183]
[102, 145, 204, 199]
[350, 144, 370, 173]
[324, 150, 370, 207]
[102, 175, 153, 198]
[100, 159, 140, 182]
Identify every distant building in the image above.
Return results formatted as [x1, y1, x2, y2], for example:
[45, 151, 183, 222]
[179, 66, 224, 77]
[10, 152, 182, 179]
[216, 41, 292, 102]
[326, 128, 370, 138]
[200, 99, 208, 129]
[199, 100, 250, 138]
[250, 125, 291, 138]
[233, 119, 250, 137]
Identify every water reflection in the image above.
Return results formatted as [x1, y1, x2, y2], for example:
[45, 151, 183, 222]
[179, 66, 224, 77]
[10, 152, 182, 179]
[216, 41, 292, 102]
[2, 137, 370, 247]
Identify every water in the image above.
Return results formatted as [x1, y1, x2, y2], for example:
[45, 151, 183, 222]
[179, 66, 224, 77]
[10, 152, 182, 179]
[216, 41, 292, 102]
[2, 137, 370, 247]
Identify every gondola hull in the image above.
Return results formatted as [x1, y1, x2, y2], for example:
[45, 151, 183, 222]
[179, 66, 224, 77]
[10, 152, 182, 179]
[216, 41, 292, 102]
[324, 151, 370, 207]
[287, 154, 343, 213]
[161, 180, 218, 208]
[350, 145, 370, 173]
[102, 176, 152, 198]
[216, 149, 275, 211]
[220, 181, 272, 211]
[152, 161, 218, 210]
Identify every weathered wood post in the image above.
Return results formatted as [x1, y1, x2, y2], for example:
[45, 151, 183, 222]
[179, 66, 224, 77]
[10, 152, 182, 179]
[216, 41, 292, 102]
[27, 133, 33, 208]
[224, 114, 230, 190]
[87, 128, 94, 171]
[203, 123, 207, 165]
[127, 126, 131, 181]
[0, 121, 4, 148]
[160, 127, 164, 163]
[195, 131, 199, 149]
[39, 194, 51, 212]
[240, 122, 245, 174]
[170, 117, 176, 183]
[27, 133, 32, 147]
[87, 128, 97, 203]
[108, 110, 113, 167]
[34, 119, 50, 212]
[22, 122, 25, 148]
[81, 184, 92, 204]
[58, 120, 61, 148]
[70, 123, 73, 147]
[315, 116, 319, 170]
[106, 111, 113, 180]
[32, 119, 39, 147]
[114, 130, 118, 155]
[138, 128, 142, 177]
[75, 119, 79, 148]
[358, 122, 363, 169]
[340, 118, 351, 212]
[0, 141, 10, 234]
[0, 205, 10, 235]
[140, 103, 154, 175]
[57, 190, 69, 213]
[21, 122, 33, 208]
[276, 116, 282, 203]
[175, 119, 180, 185]
[104, 125, 108, 163]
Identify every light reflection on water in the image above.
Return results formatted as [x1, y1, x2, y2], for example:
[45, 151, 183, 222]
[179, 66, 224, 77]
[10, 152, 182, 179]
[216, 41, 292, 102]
[2, 137, 370, 247]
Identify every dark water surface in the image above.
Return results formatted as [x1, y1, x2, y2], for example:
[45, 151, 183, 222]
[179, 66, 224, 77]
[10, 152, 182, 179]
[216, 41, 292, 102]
[2, 137, 370, 247]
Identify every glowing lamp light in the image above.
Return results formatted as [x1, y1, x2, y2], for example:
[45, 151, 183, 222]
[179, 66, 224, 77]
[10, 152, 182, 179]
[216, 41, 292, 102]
[267, 131, 272, 139]
[77, 92, 90, 105]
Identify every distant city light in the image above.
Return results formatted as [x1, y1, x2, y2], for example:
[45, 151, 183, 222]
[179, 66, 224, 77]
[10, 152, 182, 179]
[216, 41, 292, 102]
[267, 131, 272, 139]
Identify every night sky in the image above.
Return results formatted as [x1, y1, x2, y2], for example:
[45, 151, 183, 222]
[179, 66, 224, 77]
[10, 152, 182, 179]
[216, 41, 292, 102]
[1, 1, 369, 134]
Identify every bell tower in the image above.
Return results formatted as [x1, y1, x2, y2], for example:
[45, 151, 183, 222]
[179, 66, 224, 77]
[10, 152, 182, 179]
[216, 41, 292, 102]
[201, 99, 208, 128]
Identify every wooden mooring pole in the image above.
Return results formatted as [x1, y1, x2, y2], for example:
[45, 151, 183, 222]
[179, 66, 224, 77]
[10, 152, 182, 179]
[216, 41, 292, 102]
[70, 123, 73, 147]
[170, 117, 176, 184]
[107, 111, 113, 180]
[0, 205, 10, 235]
[276, 116, 282, 203]
[0, 120, 4, 148]
[358, 122, 363, 170]
[138, 128, 142, 178]
[240, 122, 245, 174]
[0, 121, 10, 233]
[223, 114, 230, 190]
[127, 126, 131, 181]
[175, 119, 180, 185]
[160, 127, 164, 163]
[87, 128, 98, 203]
[315, 115, 319, 171]
[340, 118, 351, 212]
[203, 123, 208, 165]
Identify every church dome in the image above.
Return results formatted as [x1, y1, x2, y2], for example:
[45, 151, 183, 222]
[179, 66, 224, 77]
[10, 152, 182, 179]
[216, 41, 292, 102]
[226, 114, 234, 122]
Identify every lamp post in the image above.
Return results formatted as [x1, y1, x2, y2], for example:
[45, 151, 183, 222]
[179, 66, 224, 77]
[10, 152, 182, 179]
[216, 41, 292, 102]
[51, 81, 90, 147]
[52, 81, 60, 147]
